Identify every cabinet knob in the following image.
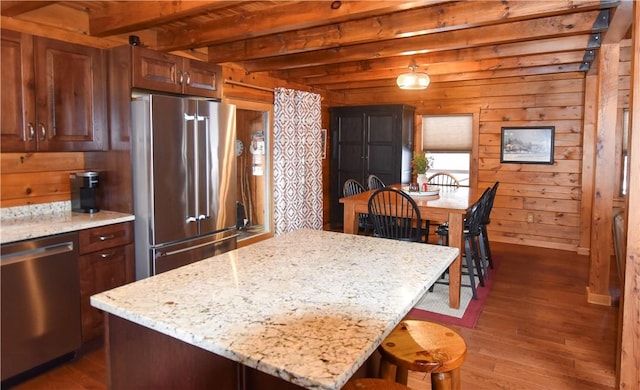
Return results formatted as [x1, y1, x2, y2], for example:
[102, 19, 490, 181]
[27, 123, 35, 141]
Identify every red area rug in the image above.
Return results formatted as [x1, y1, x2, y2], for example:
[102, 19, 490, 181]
[406, 256, 499, 329]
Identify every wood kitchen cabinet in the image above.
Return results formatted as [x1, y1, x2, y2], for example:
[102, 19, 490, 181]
[0, 29, 107, 152]
[329, 105, 414, 228]
[78, 222, 134, 343]
[131, 46, 221, 98]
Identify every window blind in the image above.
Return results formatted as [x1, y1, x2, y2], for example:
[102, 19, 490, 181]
[422, 115, 472, 152]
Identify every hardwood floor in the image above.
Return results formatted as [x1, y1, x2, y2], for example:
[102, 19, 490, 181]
[6, 242, 618, 390]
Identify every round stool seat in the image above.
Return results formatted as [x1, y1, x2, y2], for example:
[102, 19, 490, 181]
[378, 320, 467, 390]
[342, 378, 411, 390]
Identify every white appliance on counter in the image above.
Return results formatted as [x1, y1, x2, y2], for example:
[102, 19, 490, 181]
[131, 93, 238, 279]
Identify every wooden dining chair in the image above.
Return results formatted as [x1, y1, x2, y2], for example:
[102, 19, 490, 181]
[479, 181, 499, 271]
[427, 172, 460, 187]
[343, 179, 374, 234]
[367, 174, 385, 190]
[367, 187, 424, 243]
[431, 187, 490, 299]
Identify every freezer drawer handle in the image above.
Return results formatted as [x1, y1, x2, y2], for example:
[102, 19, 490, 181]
[161, 235, 239, 257]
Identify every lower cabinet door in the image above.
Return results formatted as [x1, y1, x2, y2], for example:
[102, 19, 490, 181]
[79, 243, 134, 342]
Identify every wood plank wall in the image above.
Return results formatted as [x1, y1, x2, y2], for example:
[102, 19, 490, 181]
[339, 61, 627, 251]
[0, 152, 86, 207]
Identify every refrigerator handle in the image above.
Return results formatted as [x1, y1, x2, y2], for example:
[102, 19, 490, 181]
[195, 114, 208, 221]
[202, 115, 211, 220]
[184, 113, 198, 224]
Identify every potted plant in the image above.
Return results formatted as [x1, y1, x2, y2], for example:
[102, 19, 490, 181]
[411, 152, 430, 189]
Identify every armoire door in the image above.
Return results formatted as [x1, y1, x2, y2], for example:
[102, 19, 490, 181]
[329, 105, 414, 228]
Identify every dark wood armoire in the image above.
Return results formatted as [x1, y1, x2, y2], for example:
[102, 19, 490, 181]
[329, 104, 414, 228]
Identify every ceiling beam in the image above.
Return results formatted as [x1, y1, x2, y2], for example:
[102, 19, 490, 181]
[154, 1, 441, 52]
[301, 51, 588, 86]
[321, 63, 586, 90]
[603, 0, 633, 43]
[206, 0, 612, 63]
[88, 1, 237, 37]
[238, 10, 606, 72]
[275, 36, 595, 80]
[0, 1, 57, 17]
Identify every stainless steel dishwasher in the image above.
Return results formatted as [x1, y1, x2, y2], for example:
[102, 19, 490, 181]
[1, 232, 82, 382]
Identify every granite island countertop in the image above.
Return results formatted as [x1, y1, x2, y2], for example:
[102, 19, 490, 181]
[91, 229, 459, 390]
[1, 202, 135, 244]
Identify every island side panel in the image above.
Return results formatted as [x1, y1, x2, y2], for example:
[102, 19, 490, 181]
[105, 313, 238, 389]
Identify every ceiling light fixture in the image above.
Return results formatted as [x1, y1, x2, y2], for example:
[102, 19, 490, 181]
[396, 61, 430, 90]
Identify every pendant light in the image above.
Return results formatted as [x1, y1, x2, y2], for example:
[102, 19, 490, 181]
[396, 61, 430, 90]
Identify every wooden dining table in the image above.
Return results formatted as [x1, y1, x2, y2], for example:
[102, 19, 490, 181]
[340, 184, 477, 309]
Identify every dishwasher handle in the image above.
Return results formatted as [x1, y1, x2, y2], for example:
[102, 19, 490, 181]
[1, 241, 75, 266]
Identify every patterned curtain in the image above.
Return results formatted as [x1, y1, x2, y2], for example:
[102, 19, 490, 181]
[273, 88, 323, 234]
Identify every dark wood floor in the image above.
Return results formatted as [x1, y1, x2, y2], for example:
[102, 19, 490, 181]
[7, 242, 618, 390]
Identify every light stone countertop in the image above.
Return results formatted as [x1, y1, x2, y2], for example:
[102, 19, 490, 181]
[1, 202, 135, 244]
[91, 229, 459, 390]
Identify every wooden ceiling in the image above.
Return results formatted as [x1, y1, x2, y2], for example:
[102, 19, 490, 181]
[0, 1, 632, 94]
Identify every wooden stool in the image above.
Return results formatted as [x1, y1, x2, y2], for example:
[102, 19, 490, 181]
[378, 320, 467, 390]
[342, 378, 411, 390]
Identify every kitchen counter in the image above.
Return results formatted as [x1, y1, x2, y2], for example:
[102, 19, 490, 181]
[1, 202, 135, 244]
[91, 229, 459, 390]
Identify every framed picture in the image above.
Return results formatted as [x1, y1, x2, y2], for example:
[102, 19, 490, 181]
[500, 126, 555, 164]
[320, 129, 327, 159]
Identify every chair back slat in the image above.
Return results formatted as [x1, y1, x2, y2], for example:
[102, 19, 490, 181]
[465, 187, 491, 235]
[481, 181, 499, 224]
[343, 179, 366, 197]
[367, 174, 385, 190]
[368, 188, 423, 242]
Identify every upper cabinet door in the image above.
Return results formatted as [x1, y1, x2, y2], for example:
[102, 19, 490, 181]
[0, 30, 36, 151]
[131, 47, 221, 98]
[183, 59, 220, 98]
[34, 37, 107, 151]
[131, 48, 183, 94]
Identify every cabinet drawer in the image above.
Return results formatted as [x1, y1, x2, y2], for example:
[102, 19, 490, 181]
[79, 222, 132, 254]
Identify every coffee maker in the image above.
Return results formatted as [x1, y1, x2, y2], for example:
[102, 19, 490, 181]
[70, 171, 100, 213]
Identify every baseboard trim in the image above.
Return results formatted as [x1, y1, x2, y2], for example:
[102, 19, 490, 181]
[586, 286, 612, 306]
[576, 246, 590, 256]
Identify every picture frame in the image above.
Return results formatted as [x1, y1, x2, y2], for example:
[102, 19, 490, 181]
[500, 126, 555, 164]
[321, 129, 327, 159]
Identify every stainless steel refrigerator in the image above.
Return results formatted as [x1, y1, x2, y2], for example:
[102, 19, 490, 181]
[131, 93, 237, 279]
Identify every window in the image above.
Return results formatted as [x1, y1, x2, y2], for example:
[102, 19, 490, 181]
[422, 115, 473, 186]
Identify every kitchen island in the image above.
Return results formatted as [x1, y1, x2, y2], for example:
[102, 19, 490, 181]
[91, 229, 459, 390]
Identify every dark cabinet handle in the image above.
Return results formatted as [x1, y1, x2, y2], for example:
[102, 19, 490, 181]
[100, 252, 116, 259]
[99, 234, 116, 241]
